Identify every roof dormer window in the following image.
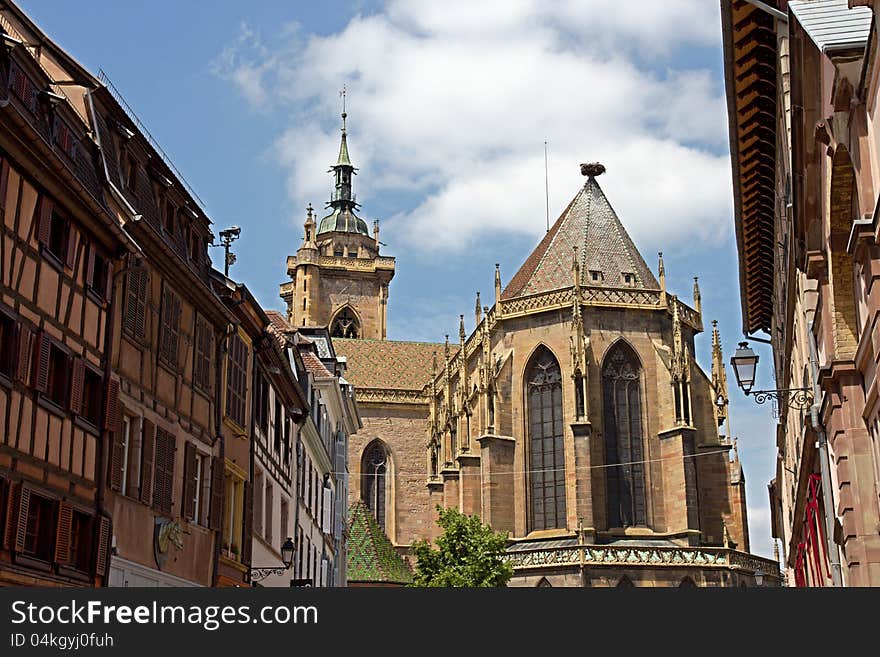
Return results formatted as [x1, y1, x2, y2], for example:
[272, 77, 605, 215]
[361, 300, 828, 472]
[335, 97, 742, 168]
[590, 270, 603, 282]
[622, 272, 637, 286]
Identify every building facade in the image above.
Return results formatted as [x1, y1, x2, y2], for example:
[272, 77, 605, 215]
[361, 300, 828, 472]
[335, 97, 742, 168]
[722, 0, 880, 586]
[282, 120, 778, 586]
[0, 5, 130, 587]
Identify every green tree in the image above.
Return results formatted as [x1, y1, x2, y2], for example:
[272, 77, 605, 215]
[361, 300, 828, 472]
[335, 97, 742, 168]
[410, 506, 513, 587]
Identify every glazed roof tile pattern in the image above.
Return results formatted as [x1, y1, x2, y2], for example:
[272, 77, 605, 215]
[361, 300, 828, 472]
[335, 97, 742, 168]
[502, 175, 658, 300]
[347, 501, 413, 584]
[334, 338, 454, 391]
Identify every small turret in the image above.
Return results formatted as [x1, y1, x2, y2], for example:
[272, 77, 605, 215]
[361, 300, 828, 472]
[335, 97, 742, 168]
[303, 203, 317, 249]
[693, 276, 702, 315]
[475, 292, 482, 326]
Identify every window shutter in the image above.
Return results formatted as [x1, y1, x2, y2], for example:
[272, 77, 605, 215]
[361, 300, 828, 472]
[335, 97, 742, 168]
[140, 419, 155, 505]
[32, 332, 50, 393]
[253, 475, 263, 537]
[153, 429, 175, 515]
[103, 261, 113, 303]
[322, 487, 332, 534]
[152, 430, 167, 513]
[209, 456, 224, 531]
[95, 515, 111, 577]
[2, 482, 19, 550]
[70, 358, 85, 415]
[65, 225, 77, 270]
[104, 378, 120, 432]
[13, 485, 31, 553]
[152, 430, 163, 511]
[182, 442, 196, 521]
[86, 246, 96, 290]
[16, 324, 32, 383]
[109, 426, 124, 492]
[37, 197, 52, 247]
[242, 481, 253, 566]
[0, 159, 9, 214]
[54, 502, 73, 565]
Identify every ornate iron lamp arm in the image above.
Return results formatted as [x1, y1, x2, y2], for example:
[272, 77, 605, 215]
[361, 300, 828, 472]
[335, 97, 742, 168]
[745, 387, 813, 410]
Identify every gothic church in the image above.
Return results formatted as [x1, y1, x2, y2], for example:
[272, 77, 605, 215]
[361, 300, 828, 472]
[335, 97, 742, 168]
[280, 115, 777, 587]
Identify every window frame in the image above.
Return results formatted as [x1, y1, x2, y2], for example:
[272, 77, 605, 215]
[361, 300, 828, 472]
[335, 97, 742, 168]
[524, 347, 567, 532]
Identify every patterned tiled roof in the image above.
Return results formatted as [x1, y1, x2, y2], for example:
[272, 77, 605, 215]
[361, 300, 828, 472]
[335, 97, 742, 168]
[334, 338, 454, 391]
[503, 175, 659, 300]
[347, 500, 413, 585]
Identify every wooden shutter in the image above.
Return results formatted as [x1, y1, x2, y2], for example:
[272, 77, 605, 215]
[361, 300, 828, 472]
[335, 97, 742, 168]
[152, 429, 166, 512]
[140, 419, 155, 505]
[65, 225, 76, 270]
[0, 159, 9, 214]
[86, 247, 96, 290]
[104, 378, 120, 432]
[94, 515, 111, 577]
[13, 485, 31, 553]
[2, 482, 19, 550]
[153, 429, 175, 515]
[182, 442, 196, 521]
[16, 324, 32, 383]
[322, 486, 332, 534]
[70, 358, 85, 415]
[253, 473, 263, 537]
[37, 197, 52, 247]
[103, 261, 113, 303]
[109, 413, 124, 493]
[242, 480, 253, 566]
[209, 456, 224, 531]
[54, 502, 73, 565]
[32, 332, 50, 393]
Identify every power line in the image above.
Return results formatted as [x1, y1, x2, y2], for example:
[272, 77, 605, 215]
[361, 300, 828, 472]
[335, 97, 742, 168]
[325, 446, 735, 479]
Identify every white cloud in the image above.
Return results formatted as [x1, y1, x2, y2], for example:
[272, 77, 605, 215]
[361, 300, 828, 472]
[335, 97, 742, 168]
[214, 0, 732, 254]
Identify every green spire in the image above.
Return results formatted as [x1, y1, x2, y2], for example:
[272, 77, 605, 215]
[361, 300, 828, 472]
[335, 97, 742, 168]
[336, 112, 352, 166]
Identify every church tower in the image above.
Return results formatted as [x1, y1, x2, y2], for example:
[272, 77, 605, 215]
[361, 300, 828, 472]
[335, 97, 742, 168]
[280, 111, 395, 339]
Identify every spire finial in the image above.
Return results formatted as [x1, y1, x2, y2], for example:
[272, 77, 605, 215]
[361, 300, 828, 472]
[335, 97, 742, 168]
[459, 314, 466, 343]
[340, 84, 347, 127]
[475, 292, 482, 326]
[693, 276, 702, 314]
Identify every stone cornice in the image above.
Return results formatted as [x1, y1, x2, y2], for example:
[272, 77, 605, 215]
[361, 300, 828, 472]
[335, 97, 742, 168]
[504, 544, 781, 578]
[353, 387, 428, 406]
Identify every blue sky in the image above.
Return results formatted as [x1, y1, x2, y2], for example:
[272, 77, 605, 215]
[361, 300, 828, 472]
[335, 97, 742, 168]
[19, 0, 781, 559]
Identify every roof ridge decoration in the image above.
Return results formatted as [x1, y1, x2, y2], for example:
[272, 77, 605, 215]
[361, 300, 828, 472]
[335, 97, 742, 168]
[502, 163, 659, 301]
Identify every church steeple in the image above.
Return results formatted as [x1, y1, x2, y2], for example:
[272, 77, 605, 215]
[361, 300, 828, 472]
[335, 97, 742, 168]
[318, 108, 369, 236]
[281, 104, 396, 340]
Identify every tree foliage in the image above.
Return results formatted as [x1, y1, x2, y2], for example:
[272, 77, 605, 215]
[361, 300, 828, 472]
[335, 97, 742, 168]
[410, 506, 513, 587]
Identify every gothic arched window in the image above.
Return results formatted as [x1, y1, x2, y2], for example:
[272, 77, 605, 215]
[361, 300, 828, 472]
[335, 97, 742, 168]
[602, 341, 647, 528]
[362, 441, 388, 531]
[331, 307, 360, 339]
[525, 347, 566, 531]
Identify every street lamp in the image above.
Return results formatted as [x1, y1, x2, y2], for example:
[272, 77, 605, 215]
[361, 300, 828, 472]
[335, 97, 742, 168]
[754, 569, 764, 587]
[730, 342, 813, 411]
[213, 225, 241, 277]
[249, 536, 295, 584]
